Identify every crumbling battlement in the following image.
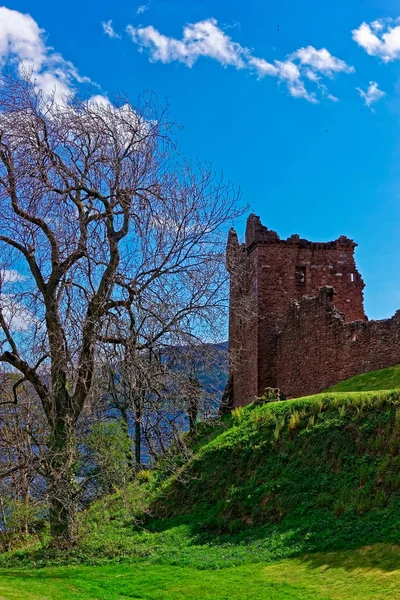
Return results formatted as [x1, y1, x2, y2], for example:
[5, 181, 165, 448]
[277, 287, 400, 398]
[244, 212, 358, 251]
[227, 213, 382, 407]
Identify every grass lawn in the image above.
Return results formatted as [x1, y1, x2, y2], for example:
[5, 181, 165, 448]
[1, 544, 400, 599]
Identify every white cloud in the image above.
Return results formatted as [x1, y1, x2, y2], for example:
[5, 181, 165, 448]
[73, 95, 150, 150]
[126, 18, 353, 103]
[304, 69, 321, 82]
[326, 93, 339, 102]
[356, 80, 385, 109]
[102, 20, 121, 39]
[0, 270, 26, 284]
[291, 46, 354, 75]
[0, 6, 92, 102]
[318, 83, 339, 102]
[87, 94, 113, 108]
[274, 59, 318, 103]
[247, 56, 278, 77]
[371, 20, 384, 32]
[137, 4, 149, 14]
[0, 296, 35, 331]
[352, 18, 400, 62]
[126, 19, 246, 68]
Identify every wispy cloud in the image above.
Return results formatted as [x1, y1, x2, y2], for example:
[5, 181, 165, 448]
[352, 18, 400, 62]
[102, 19, 121, 39]
[136, 4, 150, 15]
[0, 6, 93, 102]
[357, 81, 385, 110]
[125, 18, 354, 103]
[223, 21, 241, 31]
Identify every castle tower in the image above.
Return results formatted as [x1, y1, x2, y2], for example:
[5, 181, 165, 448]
[226, 214, 365, 407]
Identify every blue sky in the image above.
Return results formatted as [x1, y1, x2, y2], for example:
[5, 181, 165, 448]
[1, 0, 400, 319]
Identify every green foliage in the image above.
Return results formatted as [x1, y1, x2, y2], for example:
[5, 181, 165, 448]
[231, 406, 246, 424]
[0, 499, 48, 552]
[85, 420, 132, 493]
[136, 469, 154, 484]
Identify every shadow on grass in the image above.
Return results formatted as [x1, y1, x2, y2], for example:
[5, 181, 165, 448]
[298, 543, 400, 574]
[142, 502, 400, 570]
[2, 510, 400, 577]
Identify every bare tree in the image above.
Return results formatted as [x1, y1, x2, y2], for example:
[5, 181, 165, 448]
[97, 303, 229, 469]
[0, 75, 241, 545]
[0, 371, 47, 549]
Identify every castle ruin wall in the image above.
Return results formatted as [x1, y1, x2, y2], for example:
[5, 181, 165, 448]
[276, 287, 400, 398]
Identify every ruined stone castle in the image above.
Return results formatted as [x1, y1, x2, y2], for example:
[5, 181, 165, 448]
[227, 213, 400, 407]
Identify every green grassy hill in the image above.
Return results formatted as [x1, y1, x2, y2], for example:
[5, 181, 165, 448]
[3, 378, 400, 598]
[327, 364, 400, 392]
[153, 390, 400, 537]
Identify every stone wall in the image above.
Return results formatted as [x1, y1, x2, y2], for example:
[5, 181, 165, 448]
[276, 286, 400, 398]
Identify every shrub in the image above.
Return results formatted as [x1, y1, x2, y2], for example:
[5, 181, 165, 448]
[136, 470, 153, 484]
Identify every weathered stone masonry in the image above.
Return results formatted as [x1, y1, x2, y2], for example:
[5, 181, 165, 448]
[227, 214, 400, 407]
[277, 287, 400, 398]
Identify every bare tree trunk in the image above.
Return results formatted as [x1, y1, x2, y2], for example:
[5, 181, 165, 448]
[120, 406, 134, 470]
[21, 476, 30, 536]
[134, 403, 142, 467]
[187, 375, 201, 434]
[188, 397, 199, 433]
[0, 496, 10, 552]
[47, 417, 78, 547]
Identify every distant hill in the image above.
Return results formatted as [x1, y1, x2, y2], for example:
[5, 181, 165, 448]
[161, 340, 228, 413]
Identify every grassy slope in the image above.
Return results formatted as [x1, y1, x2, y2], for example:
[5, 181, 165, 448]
[154, 390, 400, 534]
[327, 363, 400, 392]
[3, 379, 400, 598]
